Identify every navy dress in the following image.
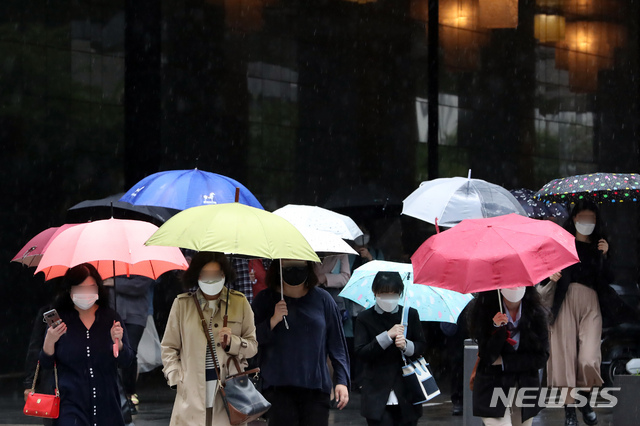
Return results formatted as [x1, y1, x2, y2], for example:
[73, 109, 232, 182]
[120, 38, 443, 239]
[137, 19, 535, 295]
[39, 305, 133, 426]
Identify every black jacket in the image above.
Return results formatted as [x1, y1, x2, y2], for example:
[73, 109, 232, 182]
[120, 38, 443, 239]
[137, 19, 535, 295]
[355, 306, 426, 422]
[472, 303, 549, 421]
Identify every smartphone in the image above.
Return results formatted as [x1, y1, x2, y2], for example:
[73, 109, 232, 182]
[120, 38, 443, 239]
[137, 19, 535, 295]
[43, 309, 62, 328]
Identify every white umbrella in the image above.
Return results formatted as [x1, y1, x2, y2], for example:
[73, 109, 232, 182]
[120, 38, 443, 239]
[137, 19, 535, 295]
[294, 226, 358, 256]
[273, 204, 363, 240]
[402, 170, 526, 227]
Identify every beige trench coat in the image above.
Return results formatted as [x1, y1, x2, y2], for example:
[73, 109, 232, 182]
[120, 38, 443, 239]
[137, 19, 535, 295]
[161, 287, 258, 426]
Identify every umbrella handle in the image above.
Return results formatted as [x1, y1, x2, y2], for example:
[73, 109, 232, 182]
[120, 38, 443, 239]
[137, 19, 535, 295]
[497, 290, 503, 314]
[113, 340, 119, 358]
[279, 260, 290, 330]
[222, 315, 229, 347]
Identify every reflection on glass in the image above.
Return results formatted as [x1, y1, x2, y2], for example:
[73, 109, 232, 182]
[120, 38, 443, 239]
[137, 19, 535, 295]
[478, 0, 518, 29]
[439, 0, 489, 71]
[555, 21, 625, 92]
[534, 14, 566, 43]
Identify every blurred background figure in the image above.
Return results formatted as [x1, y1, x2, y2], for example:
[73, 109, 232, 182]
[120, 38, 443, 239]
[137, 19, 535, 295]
[230, 258, 272, 303]
[105, 274, 155, 415]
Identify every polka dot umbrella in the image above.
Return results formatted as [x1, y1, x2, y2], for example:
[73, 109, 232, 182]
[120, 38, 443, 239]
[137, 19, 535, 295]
[534, 173, 640, 204]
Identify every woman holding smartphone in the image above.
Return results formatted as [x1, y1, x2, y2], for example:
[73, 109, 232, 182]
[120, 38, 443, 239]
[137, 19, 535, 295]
[40, 263, 134, 426]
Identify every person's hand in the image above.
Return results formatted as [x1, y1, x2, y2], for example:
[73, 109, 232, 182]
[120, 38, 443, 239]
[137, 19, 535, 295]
[549, 271, 562, 283]
[317, 273, 327, 285]
[492, 356, 503, 366]
[395, 333, 406, 351]
[598, 239, 609, 255]
[335, 384, 349, 410]
[24, 389, 31, 402]
[218, 327, 233, 348]
[249, 269, 256, 284]
[387, 324, 404, 340]
[493, 313, 508, 327]
[270, 300, 288, 329]
[111, 321, 124, 350]
[43, 322, 67, 355]
[357, 247, 373, 261]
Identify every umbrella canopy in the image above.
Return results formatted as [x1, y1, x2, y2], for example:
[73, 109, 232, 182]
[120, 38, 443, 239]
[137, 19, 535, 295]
[67, 193, 179, 226]
[119, 169, 263, 210]
[273, 204, 363, 240]
[35, 218, 188, 280]
[145, 203, 320, 262]
[339, 261, 473, 323]
[293, 226, 357, 256]
[402, 173, 526, 227]
[534, 172, 640, 204]
[510, 188, 568, 221]
[411, 214, 579, 293]
[12, 224, 79, 267]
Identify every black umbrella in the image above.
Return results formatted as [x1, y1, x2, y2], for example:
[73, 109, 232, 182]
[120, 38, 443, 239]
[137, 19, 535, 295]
[510, 188, 568, 220]
[66, 193, 179, 226]
[534, 173, 640, 204]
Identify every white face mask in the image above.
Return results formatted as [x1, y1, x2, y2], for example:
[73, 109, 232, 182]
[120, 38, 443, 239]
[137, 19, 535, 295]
[501, 287, 526, 303]
[376, 295, 400, 313]
[198, 277, 225, 296]
[575, 222, 595, 236]
[72, 293, 99, 310]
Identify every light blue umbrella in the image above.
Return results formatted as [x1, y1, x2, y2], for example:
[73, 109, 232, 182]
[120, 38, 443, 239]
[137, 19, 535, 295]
[120, 169, 263, 210]
[339, 260, 473, 324]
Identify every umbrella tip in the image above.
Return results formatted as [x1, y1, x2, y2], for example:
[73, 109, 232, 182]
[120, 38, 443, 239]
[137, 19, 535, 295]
[468, 169, 472, 179]
[235, 187, 240, 203]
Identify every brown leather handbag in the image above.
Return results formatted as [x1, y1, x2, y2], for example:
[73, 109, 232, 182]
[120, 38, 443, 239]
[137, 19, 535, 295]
[193, 294, 271, 425]
[23, 361, 60, 418]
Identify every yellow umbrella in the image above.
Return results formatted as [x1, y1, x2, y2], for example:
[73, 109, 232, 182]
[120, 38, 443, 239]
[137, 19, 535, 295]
[145, 203, 320, 262]
[146, 203, 319, 331]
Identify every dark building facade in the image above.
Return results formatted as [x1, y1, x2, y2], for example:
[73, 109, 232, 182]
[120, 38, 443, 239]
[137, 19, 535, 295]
[1, 0, 638, 373]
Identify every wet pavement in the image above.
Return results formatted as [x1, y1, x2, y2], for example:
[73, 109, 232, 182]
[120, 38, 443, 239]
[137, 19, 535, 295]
[0, 370, 614, 425]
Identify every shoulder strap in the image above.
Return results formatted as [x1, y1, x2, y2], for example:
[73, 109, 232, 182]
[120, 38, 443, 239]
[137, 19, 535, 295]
[31, 361, 59, 396]
[192, 293, 222, 381]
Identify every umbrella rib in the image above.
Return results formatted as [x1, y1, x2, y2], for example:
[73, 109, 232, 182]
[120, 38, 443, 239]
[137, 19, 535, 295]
[436, 181, 468, 225]
[489, 228, 542, 285]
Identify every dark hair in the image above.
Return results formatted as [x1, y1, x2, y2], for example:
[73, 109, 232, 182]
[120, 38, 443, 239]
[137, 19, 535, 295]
[467, 287, 548, 352]
[372, 271, 404, 295]
[54, 263, 110, 311]
[564, 200, 606, 244]
[265, 260, 319, 292]
[182, 251, 236, 291]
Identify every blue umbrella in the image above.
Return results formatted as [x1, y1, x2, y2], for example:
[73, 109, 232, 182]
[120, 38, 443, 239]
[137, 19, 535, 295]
[120, 169, 263, 210]
[338, 260, 473, 324]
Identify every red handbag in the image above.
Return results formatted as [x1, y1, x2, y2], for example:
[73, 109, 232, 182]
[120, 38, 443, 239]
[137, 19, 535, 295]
[23, 361, 60, 419]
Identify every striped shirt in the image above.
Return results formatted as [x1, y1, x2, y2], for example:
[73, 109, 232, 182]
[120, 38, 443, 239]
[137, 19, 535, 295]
[205, 300, 219, 408]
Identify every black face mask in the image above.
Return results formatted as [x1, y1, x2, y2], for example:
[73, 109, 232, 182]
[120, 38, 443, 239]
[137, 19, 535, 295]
[282, 266, 308, 286]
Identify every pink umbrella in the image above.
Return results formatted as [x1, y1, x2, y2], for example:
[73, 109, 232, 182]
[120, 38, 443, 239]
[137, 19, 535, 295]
[12, 224, 80, 267]
[411, 213, 579, 296]
[35, 218, 188, 281]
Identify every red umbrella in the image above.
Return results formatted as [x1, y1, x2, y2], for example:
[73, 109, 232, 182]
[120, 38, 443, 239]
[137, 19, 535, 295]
[34, 218, 188, 281]
[12, 224, 80, 267]
[411, 213, 579, 295]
